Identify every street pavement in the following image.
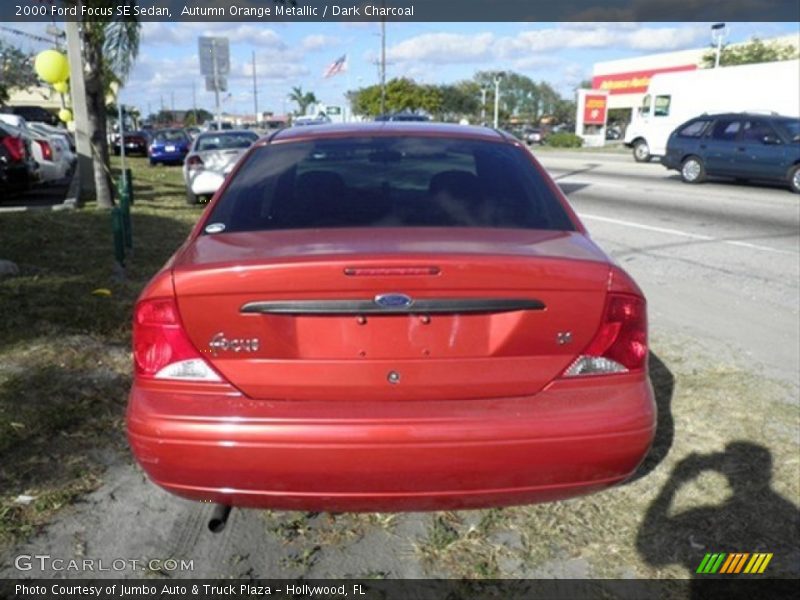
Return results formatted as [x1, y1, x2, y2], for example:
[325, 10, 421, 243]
[535, 149, 800, 390]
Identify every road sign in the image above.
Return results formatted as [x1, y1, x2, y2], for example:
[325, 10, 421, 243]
[198, 36, 230, 77]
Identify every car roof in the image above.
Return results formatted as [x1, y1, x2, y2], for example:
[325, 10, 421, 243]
[693, 112, 794, 119]
[263, 122, 509, 146]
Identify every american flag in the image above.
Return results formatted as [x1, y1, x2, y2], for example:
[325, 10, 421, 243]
[323, 54, 347, 78]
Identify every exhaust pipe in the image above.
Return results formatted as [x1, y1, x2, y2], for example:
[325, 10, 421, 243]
[208, 504, 232, 533]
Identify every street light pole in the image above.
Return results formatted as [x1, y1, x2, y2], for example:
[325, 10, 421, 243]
[252, 50, 259, 124]
[711, 23, 727, 68]
[493, 75, 502, 129]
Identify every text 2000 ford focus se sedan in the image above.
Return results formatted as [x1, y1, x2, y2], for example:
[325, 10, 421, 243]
[127, 123, 655, 513]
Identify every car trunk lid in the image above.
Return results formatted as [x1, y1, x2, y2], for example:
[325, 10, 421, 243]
[172, 228, 610, 401]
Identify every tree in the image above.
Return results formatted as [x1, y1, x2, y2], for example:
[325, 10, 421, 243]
[701, 37, 799, 68]
[437, 82, 480, 122]
[473, 71, 544, 123]
[0, 39, 37, 104]
[288, 86, 318, 116]
[71, 0, 141, 208]
[350, 78, 442, 117]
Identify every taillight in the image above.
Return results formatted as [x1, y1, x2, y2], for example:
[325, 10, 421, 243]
[186, 155, 204, 171]
[133, 298, 221, 381]
[2, 136, 26, 162]
[36, 139, 53, 161]
[562, 293, 647, 377]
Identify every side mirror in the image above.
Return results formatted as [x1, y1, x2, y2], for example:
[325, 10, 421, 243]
[762, 134, 781, 145]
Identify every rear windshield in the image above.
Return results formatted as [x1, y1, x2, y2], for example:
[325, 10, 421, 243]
[154, 130, 187, 142]
[196, 132, 259, 151]
[205, 136, 575, 232]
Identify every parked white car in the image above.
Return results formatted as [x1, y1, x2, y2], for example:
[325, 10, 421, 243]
[27, 122, 76, 172]
[0, 114, 72, 183]
[182, 130, 260, 204]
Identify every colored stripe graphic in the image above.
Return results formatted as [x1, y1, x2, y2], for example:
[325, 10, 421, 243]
[710, 553, 726, 573]
[719, 554, 736, 573]
[733, 553, 750, 573]
[696, 554, 713, 573]
[698, 552, 773, 574]
[697, 553, 727, 573]
[744, 553, 773, 574]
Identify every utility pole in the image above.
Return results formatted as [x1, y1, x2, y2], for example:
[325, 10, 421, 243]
[192, 82, 196, 125]
[252, 50, 259, 125]
[64, 18, 93, 201]
[493, 74, 502, 129]
[480, 87, 488, 125]
[380, 9, 386, 115]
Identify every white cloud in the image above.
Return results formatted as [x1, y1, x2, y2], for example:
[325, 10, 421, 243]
[387, 33, 496, 64]
[141, 22, 286, 50]
[496, 24, 708, 54]
[301, 34, 342, 52]
[383, 24, 709, 71]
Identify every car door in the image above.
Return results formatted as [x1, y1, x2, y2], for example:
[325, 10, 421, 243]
[703, 117, 743, 176]
[734, 119, 787, 181]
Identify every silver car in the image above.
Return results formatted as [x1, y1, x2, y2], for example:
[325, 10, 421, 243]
[182, 130, 260, 204]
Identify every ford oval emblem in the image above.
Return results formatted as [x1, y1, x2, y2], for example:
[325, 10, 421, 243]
[374, 293, 413, 308]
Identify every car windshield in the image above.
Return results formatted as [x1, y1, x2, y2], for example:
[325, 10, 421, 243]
[206, 136, 575, 233]
[775, 119, 800, 142]
[154, 130, 186, 142]
[196, 132, 259, 152]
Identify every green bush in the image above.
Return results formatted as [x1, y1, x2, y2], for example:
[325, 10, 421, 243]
[546, 132, 584, 148]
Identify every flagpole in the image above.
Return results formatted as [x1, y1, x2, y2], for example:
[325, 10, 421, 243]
[345, 56, 351, 123]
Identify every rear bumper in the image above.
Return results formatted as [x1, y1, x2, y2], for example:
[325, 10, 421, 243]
[127, 374, 655, 511]
[660, 150, 681, 171]
[149, 150, 187, 163]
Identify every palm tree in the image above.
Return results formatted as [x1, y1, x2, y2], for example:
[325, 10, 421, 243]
[288, 86, 318, 116]
[76, 1, 141, 208]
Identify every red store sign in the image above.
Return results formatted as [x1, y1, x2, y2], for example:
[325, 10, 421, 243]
[583, 95, 608, 125]
[592, 64, 697, 95]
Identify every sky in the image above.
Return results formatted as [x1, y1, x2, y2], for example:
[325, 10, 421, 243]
[2, 21, 798, 117]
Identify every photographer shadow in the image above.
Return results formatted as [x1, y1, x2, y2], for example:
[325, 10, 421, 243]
[637, 441, 800, 587]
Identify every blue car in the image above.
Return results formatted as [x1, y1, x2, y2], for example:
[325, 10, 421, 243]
[148, 128, 191, 166]
[662, 112, 800, 193]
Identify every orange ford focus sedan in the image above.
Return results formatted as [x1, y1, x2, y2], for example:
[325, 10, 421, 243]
[127, 123, 655, 513]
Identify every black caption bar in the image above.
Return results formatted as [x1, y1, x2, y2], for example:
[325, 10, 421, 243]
[4, 0, 800, 22]
[2, 579, 798, 600]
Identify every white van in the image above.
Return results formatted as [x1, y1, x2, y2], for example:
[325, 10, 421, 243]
[623, 59, 800, 162]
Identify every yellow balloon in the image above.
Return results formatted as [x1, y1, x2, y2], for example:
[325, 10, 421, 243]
[53, 81, 69, 94]
[35, 50, 70, 84]
[58, 108, 73, 123]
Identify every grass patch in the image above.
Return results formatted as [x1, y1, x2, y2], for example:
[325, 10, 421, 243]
[0, 157, 204, 545]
